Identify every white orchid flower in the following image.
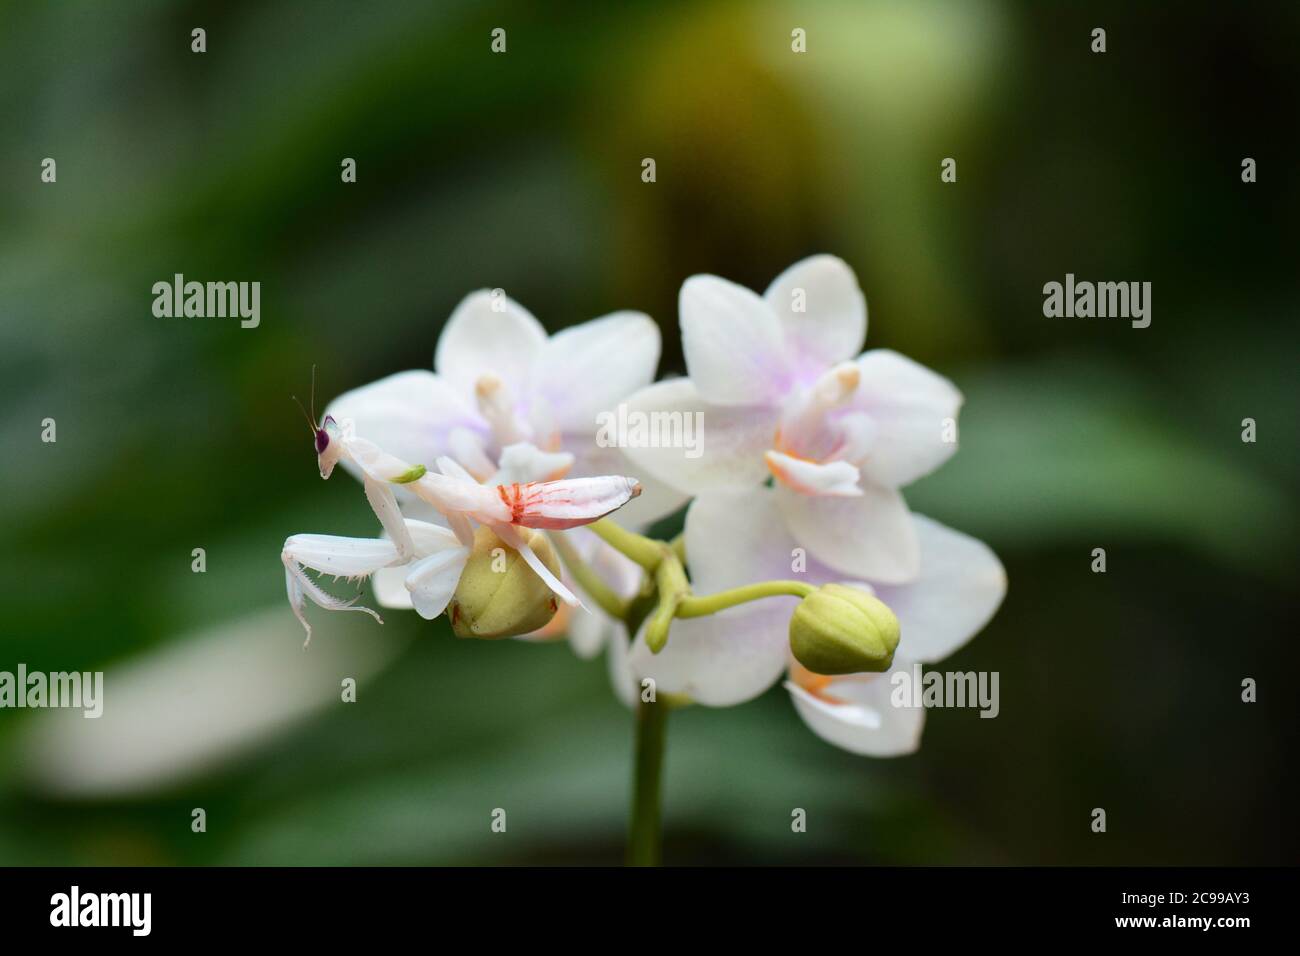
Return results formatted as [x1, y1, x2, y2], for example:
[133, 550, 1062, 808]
[323, 290, 686, 528]
[627, 487, 1005, 755]
[621, 255, 962, 583]
[283, 417, 642, 642]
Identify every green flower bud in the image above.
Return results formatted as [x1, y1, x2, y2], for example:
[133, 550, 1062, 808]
[788, 584, 900, 676]
[448, 526, 562, 639]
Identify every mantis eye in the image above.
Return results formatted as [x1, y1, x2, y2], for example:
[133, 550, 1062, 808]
[314, 428, 330, 454]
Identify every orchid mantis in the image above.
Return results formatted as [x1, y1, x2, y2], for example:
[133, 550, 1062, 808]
[282, 411, 642, 644]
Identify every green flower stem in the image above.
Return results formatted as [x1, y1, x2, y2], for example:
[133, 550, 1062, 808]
[549, 532, 628, 619]
[675, 580, 816, 618]
[669, 532, 687, 565]
[586, 519, 666, 571]
[627, 696, 668, 866]
[587, 522, 812, 867]
[644, 553, 690, 652]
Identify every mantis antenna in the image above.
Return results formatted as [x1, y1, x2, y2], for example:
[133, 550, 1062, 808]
[292, 367, 320, 434]
[291, 395, 315, 434]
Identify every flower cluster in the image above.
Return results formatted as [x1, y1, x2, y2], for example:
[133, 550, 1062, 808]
[280, 255, 1005, 756]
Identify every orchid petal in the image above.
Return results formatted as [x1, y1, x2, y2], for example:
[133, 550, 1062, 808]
[492, 442, 574, 484]
[532, 312, 661, 432]
[435, 290, 547, 395]
[785, 662, 925, 757]
[617, 378, 777, 495]
[325, 370, 484, 480]
[606, 633, 639, 710]
[763, 255, 867, 371]
[765, 450, 863, 497]
[873, 515, 1006, 662]
[680, 275, 791, 405]
[684, 488, 835, 594]
[448, 427, 496, 481]
[776, 481, 920, 583]
[627, 602, 790, 706]
[829, 412, 876, 464]
[851, 349, 963, 487]
[567, 604, 612, 660]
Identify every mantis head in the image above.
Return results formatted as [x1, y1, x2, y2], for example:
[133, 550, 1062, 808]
[315, 415, 345, 479]
[294, 369, 344, 480]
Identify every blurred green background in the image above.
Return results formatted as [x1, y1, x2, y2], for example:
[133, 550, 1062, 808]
[1, 0, 1297, 865]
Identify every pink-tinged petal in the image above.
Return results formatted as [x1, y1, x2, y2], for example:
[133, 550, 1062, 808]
[325, 371, 485, 481]
[874, 515, 1006, 663]
[763, 255, 867, 372]
[776, 481, 920, 583]
[852, 350, 963, 488]
[684, 487, 836, 594]
[617, 378, 777, 495]
[765, 450, 863, 497]
[627, 603, 790, 706]
[501, 476, 642, 530]
[773, 362, 863, 458]
[435, 290, 548, 396]
[680, 275, 792, 405]
[829, 412, 876, 465]
[785, 662, 925, 757]
[532, 312, 661, 433]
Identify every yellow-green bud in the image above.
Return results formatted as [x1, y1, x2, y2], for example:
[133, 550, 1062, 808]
[788, 584, 900, 676]
[448, 526, 562, 639]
